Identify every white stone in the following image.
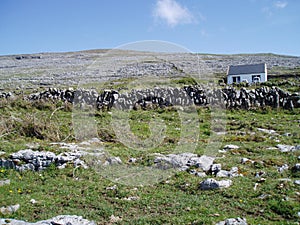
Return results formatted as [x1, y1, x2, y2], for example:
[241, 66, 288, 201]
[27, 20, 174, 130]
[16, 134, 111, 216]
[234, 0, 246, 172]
[0, 204, 20, 215]
[199, 178, 232, 190]
[223, 144, 239, 150]
[276, 144, 295, 152]
[0, 179, 10, 186]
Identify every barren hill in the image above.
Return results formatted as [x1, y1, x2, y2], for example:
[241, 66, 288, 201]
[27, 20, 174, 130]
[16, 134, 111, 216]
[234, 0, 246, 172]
[0, 49, 300, 90]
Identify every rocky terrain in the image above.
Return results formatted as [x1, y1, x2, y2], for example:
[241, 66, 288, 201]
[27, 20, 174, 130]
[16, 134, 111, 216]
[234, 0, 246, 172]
[1, 50, 300, 89]
[1, 50, 300, 224]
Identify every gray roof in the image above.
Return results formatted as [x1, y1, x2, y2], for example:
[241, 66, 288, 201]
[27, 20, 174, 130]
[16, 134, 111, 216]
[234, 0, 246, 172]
[227, 63, 266, 76]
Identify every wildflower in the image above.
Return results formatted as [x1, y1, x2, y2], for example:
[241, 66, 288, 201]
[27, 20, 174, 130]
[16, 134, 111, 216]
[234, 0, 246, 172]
[0, 169, 5, 173]
[17, 188, 22, 193]
[9, 190, 13, 193]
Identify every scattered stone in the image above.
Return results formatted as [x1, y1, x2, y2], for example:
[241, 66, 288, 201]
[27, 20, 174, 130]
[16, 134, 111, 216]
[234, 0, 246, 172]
[0, 179, 10, 186]
[0, 159, 16, 169]
[216, 217, 247, 225]
[0, 204, 20, 215]
[0, 215, 96, 225]
[122, 196, 140, 201]
[278, 178, 292, 182]
[109, 214, 122, 223]
[257, 178, 266, 183]
[128, 157, 137, 163]
[154, 153, 215, 172]
[266, 147, 278, 150]
[277, 164, 289, 173]
[215, 170, 230, 178]
[30, 199, 37, 204]
[0, 151, 5, 156]
[0, 146, 124, 172]
[189, 169, 207, 177]
[194, 155, 215, 172]
[223, 144, 240, 151]
[255, 171, 266, 178]
[257, 128, 278, 135]
[199, 178, 232, 190]
[294, 180, 300, 185]
[106, 185, 117, 190]
[195, 172, 207, 177]
[103, 156, 122, 166]
[241, 158, 255, 164]
[258, 194, 271, 199]
[276, 144, 299, 153]
[211, 164, 222, 175]
[253, 183, 259, 191]
[292, 163, 300, 173]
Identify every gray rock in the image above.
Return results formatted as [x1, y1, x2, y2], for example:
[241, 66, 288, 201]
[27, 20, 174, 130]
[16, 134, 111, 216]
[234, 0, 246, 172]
[0, 204, 20, 215]
[128, 157, 137, 163]
[154, 153, 215, 172]
[1, 148, 95, 172]
[241, 158, 250, 164]
[277, 164, 289, 173]
[216, 217, 247, 225]
[216, 170, 230, 177]
[216, 167, 240, 178]
[257, 128, 278, 135]
[193, 155, 216, 172]
[103, 156, 122, 166]
[18, 163, 35, 172]
[0, 151, 5, 156]
[294, 180, 300, 185]
[223, 144, 239, 151]
[0, 215, 96, 225]
[211, 164, 222, 175]
[199, 178, 232, 190]
[195, 172, 207, 177]
[276, 144, 296, 152]
[278, 178, 292, 182]
[229, 167, 240, 177]
[0, 159, 16, 169]
[0, 179, 10, 186]
[292, 163, 300, 172]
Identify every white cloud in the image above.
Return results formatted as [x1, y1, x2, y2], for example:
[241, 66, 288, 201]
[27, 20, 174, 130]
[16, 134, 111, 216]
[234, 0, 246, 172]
[274, 1, 288, 9]
[153, 0, 195, 27]
[262, 1, 288, 17]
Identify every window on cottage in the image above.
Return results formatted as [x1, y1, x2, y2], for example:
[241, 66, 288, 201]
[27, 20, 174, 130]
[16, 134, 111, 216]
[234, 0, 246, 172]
[252, 75, 260, 83]
[232, 76, 241, 83]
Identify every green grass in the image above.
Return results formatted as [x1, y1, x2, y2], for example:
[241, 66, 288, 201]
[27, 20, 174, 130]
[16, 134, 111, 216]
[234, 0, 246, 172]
[1, 95, 300, 224]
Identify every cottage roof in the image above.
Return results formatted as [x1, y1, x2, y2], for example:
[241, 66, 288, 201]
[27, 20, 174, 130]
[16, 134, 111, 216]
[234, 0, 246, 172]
[227, 63, 266, 76]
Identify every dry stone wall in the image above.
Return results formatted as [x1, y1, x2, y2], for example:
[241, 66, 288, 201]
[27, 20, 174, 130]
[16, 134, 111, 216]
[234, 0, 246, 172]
[1, 85, 299, 110]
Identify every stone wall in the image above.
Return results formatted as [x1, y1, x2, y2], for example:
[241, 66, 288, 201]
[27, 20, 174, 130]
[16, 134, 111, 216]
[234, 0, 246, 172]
[1, 85, 299, 110]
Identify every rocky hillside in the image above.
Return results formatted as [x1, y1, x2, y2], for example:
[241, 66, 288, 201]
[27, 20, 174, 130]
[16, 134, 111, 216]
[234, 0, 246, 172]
[1, 50, 300, 89]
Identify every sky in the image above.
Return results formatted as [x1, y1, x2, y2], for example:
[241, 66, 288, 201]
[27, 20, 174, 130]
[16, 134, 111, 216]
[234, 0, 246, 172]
[0, 0, 300, 56]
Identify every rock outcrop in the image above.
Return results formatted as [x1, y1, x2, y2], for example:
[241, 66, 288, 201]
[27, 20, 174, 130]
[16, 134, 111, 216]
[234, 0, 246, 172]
[0, 215, 96, 225]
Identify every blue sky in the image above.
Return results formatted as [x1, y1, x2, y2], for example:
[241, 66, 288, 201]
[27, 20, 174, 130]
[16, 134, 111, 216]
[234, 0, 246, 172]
[0, 0, 299, 56]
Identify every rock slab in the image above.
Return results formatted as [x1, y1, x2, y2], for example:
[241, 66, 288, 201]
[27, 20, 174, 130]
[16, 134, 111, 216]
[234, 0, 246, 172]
[0, 215, 96, 225]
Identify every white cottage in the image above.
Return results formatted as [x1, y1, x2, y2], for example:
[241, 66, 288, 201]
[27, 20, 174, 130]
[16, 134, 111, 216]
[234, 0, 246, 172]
[227, 63, 267, 84]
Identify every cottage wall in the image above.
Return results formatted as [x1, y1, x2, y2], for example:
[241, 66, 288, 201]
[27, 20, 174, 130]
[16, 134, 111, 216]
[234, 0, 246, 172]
[227, 72, 267, 84]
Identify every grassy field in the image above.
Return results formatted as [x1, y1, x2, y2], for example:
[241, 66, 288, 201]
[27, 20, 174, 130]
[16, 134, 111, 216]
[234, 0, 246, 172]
[0, 89, 300, 224]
